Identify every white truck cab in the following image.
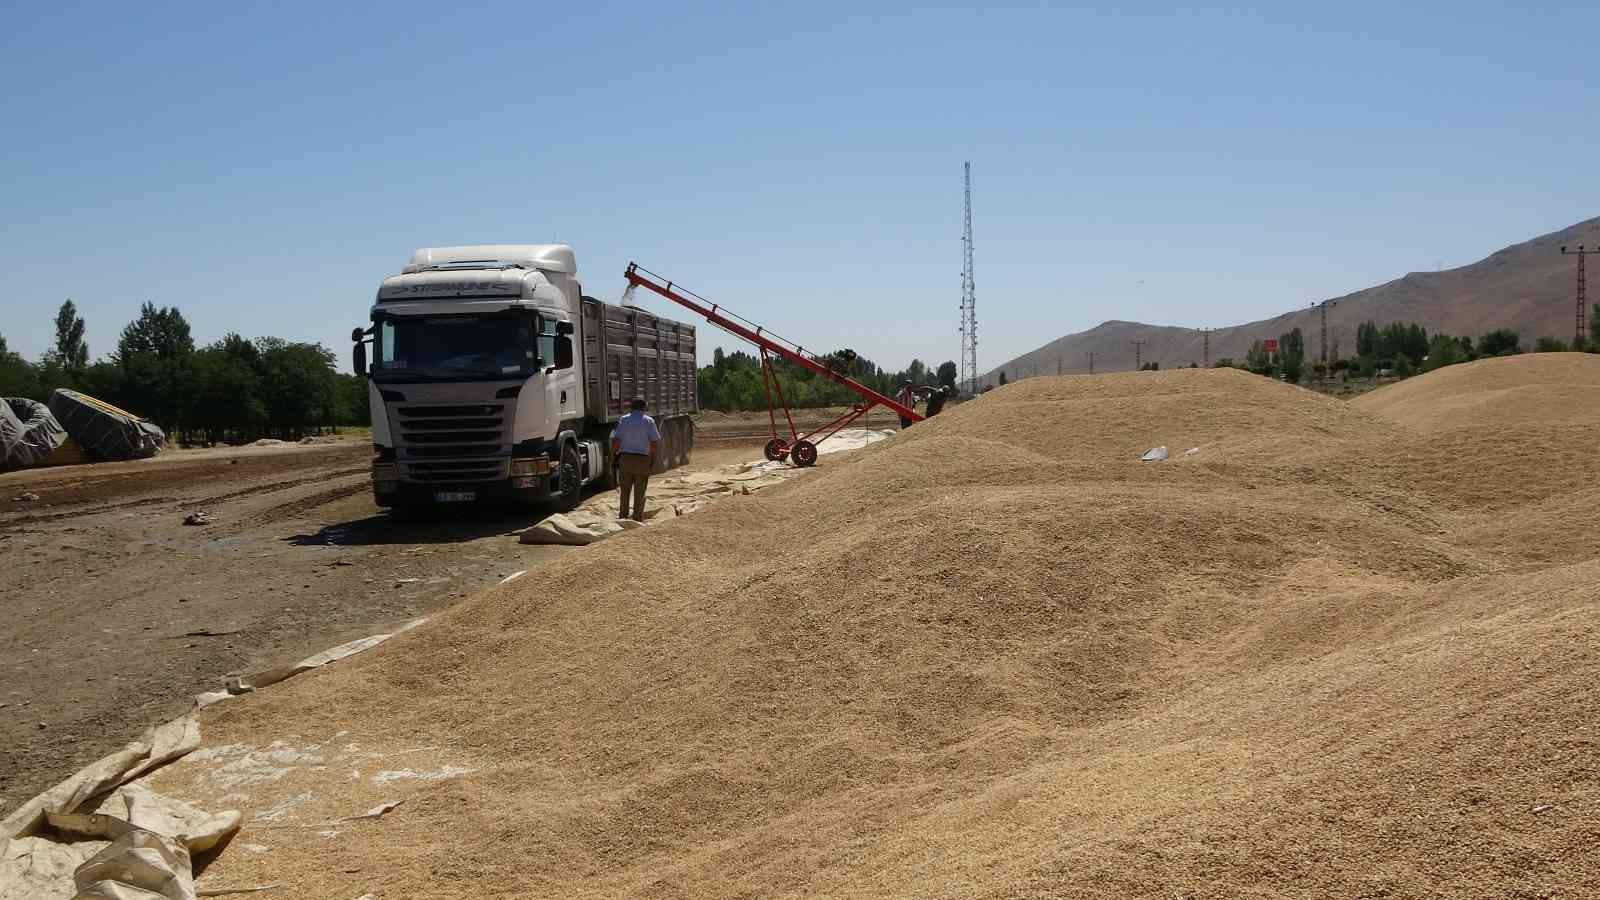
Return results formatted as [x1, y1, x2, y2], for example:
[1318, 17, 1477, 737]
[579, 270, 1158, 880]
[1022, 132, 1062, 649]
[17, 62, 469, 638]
[353, 244, 698, 512]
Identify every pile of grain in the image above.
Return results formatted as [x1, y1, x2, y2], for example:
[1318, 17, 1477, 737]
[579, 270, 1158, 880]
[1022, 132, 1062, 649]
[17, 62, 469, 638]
[150, 362, 1599, 898]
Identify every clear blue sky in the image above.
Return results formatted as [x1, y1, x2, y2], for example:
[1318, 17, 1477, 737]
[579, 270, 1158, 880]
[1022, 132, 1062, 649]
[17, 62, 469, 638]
[3, 1, 1597, 372]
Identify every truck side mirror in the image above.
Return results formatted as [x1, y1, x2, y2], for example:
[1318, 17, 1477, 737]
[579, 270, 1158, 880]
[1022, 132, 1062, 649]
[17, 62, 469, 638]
[353, 341, 368, 376]
[555, 335, 573, 370]
[351, 326, 367, 343]
[555, 320, 575, 336]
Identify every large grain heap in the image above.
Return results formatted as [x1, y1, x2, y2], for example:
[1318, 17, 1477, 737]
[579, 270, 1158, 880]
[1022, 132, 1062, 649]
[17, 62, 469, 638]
[149, 359, 1598, 898]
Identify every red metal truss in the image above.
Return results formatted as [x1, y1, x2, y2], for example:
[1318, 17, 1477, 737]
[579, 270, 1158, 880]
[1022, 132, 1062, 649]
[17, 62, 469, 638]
[624, 263, 921, 466]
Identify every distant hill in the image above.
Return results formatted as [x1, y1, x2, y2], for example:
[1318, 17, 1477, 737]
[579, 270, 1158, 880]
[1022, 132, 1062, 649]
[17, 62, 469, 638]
[983, 216, 1600, 383]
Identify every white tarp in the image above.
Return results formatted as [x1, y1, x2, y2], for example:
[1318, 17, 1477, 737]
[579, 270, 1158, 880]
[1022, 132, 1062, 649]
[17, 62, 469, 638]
[520, 428, 891, 546]
[0, 716, 236, 900]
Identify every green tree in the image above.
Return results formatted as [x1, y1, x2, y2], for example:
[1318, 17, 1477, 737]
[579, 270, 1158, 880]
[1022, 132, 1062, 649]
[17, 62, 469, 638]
[116, 302, 195, 362]
[1534, 337, 1570, 353]
[1423, 334, 1467, 371]
[258, 340, 340, 438]
[1278, 327, 1305, 382]
[0, 331, 43, 398]
[189, 345, 266, 443]
[1478, 328, 1522, 356]
[1591, 303, 1600, 351]
[1356, 320, 1379, 357]
[1245, 340, 1272, 374]
[52, 299, 89, 374]
[936, 360, 958, 389]
[998, 371, 1008, 386]
[904, 359, 928, 386]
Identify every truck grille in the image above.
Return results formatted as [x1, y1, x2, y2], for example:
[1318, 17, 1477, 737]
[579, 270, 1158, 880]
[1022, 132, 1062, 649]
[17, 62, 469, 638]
[393, 403, 510, 483]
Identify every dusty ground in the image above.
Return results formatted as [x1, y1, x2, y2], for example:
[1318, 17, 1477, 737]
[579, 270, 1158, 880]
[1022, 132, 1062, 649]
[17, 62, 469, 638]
[0, 413, 809, 819]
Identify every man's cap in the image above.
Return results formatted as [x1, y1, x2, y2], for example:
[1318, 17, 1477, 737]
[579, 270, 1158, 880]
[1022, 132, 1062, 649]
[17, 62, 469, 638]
[630, 397, 646, 410]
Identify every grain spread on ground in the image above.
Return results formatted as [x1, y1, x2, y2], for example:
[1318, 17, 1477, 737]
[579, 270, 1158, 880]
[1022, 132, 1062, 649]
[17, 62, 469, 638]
[146, 357, 1600, 898]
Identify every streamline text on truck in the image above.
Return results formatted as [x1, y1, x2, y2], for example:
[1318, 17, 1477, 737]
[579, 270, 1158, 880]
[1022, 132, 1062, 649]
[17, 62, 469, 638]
[352, 244, 698, 512]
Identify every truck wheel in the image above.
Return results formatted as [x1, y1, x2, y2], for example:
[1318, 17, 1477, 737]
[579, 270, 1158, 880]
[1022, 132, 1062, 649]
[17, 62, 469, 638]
[791, 439, 818, 467]
[556, 444, 583, 511]
[658, 424, 675, 474]
[670, 419, 687, 468]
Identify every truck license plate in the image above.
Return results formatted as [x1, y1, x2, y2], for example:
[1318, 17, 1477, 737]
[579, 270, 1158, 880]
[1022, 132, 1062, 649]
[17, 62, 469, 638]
[434, 491, 476, 503]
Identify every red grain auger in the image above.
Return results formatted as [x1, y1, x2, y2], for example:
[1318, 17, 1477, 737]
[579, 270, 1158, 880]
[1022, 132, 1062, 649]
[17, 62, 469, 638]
[623, 263, 922, 466]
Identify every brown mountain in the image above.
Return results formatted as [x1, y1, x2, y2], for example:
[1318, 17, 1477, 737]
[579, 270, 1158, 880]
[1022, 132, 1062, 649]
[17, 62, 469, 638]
[984, 216, 1600, 382]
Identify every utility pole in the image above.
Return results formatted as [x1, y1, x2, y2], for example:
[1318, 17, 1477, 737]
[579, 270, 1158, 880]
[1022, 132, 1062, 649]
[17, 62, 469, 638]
[1088, 351, 1098, 375]
[1131, 340, 1146, 371]
[1312, 299, 1337, 377]
[1198, 328, 1210, 369]
[1561, 245, 1589, 349]
[959, 163, 979, 394]
[1056, 358, 1062, 376]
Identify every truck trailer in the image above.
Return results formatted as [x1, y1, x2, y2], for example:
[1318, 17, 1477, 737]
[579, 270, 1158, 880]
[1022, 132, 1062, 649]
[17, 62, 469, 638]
[352, 244, 697, 512]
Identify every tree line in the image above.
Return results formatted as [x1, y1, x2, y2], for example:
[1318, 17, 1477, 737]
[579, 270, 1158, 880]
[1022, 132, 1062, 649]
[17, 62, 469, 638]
[697, 347, 958, 411]
[1214, 306, 1600, 382]
[0, 300, 367, 444]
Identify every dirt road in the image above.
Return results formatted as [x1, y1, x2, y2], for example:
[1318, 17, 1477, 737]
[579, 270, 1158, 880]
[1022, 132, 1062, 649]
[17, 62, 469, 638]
[0, 427, 771, 818]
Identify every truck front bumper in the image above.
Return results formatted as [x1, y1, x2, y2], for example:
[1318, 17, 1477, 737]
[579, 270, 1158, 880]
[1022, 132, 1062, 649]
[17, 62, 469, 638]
[372, 456, 559, 507]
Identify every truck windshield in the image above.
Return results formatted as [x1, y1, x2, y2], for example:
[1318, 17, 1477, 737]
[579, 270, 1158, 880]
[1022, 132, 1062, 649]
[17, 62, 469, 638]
[371, 313, 537, 381]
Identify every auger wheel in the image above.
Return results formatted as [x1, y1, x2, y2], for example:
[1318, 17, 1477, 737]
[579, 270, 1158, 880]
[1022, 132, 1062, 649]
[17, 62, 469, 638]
[764, 438, 790, 462]
[790, 439, 818, 468]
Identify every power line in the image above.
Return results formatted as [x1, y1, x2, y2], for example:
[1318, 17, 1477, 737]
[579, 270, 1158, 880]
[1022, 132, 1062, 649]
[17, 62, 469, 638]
[1561, 245, 1590, 349]
[959, 163, 978, 394]
[1131, 340, 1146, 371]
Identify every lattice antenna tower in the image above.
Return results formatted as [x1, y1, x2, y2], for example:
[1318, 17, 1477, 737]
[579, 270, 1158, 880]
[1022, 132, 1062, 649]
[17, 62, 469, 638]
[1562, 245, 1589, 349]
[959, 162, 978, 394]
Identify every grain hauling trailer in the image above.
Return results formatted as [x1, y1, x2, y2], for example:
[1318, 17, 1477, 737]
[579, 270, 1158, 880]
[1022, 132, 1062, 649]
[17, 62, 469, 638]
[352, 244, 697, 512]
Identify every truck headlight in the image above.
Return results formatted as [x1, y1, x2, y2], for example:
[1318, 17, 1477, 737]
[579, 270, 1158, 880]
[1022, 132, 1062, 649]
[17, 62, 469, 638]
[510, 457, 551, 476]
[372, 463, 399, 485]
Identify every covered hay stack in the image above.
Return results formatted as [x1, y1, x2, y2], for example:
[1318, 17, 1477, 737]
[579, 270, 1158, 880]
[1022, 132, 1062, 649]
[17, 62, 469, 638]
[149, 362, 1599, 898]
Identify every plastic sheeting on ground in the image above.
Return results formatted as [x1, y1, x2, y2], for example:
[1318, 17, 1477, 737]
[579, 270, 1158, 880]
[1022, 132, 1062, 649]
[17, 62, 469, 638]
[46, 389, 165, 462]
[0, 715, 236, 900]
[0, 397, 67, 471]
[520, 428, 892, 546]
[197, 618, 428, 709]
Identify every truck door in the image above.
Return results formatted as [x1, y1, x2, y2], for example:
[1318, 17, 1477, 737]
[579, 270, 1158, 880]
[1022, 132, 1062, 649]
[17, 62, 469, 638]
[540, 316, 581, 425]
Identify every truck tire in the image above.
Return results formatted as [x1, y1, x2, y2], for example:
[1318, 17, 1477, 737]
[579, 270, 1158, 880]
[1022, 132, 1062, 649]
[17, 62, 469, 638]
[655, 423, 674, 475]
[555, 443, 583, 511]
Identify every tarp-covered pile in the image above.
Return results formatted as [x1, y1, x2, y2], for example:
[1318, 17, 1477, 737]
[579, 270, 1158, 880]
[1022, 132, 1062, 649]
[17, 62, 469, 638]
[46, 389, 165, 462]
[0, 397, 67, 471]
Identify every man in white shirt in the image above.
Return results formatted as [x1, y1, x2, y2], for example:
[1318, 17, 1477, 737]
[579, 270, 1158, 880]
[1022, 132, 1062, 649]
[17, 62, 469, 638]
[610, 397, 660, 521]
